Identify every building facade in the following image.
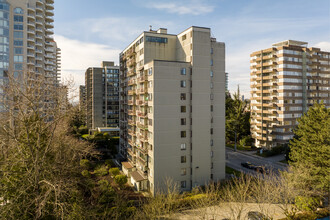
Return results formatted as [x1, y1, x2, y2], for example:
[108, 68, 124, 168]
[250, 40, 330, 148]
[85, 61, 120, 130]
[120, 26, 226, 194]
[79, 85, 86, 111]
[0, 0, 59, 110]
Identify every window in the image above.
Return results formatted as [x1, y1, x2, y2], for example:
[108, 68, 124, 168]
[13, 55, 23, 62]
[181, 181, 186, 188]
[210, 71, 213, 77]
[14, 15, 23, 22]
[180, 80, 186, 88]
[181, 168, 186, 176]
[180, 93, 186, 100]
[210, 128, 213, 134]
[210, 94, 214, 100]
[14, 7, 23, 14]
[210, 105, 213, 112]
[148, 68, 152, 75]
[181, 156, 186, 163]
[181, 118, 186, 125]
[210, 82, 213, 89]
[148, 119, 152, 126]
[182, 34, 187, 41]
[14, 63, 22, 70]
[146, 36, 168, 43]
[13, 31, 23, 38]
[181, 131, 186, 138]
[211, 48, 213, 54]
[14, 24, 23, 30]
[210, 59, 213, 66]
[181, 106, 186, 113]
[181, 143, 186, 150]
[210, 139, 213, 146]
[181, 68, 186, 75]
[14, 40, 23, 46]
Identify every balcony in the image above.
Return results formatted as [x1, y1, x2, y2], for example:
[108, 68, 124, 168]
[128, 109, 135, 115]
[127, 59, 136, 67]
[128, 79, 136, 86]
[128, 90, 135, 95]
[128, 119, 135, 126]
[127, 100, 135, 105]
[138, 75, 147, 83]
[137, 110, 147, 117]
[126, 47, 136, 57]
[127, 69, 136, 77]
[137, 122, 148, 130]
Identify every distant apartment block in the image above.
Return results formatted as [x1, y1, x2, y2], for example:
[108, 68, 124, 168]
[250, 40, 330, 148]
[119, 26, 226, 194]
[79, 85, 86, 111]
[85, 61, 120, 130]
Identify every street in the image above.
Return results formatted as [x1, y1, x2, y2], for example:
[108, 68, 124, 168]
[226, 147, 288, 175]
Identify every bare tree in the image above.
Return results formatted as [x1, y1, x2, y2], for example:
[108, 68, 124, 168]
[0, 72, 95, 219]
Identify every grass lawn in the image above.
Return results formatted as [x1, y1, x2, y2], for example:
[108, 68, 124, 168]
[227, 144, 256, 151]
[225, 166, 241, 176]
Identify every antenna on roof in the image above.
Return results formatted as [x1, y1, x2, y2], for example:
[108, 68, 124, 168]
[149, 25, 152, 31]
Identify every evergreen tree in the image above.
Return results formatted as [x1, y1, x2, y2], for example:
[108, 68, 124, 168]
[289, 102, 330, 195]
[226, 86, 250, 144]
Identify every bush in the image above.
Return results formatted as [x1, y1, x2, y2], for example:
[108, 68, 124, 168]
[105, 159, 115, 168]
[80, 159, 91, 169]
[78, 126, 88, 135]
[81, 170, 91, 178]
[114, 175, 127, 188]
[109, 167, 120, 177]
[295, 196, 320, 211]
[94, 165, 109, 177]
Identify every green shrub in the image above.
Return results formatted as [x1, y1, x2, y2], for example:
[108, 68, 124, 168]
[114, 175, 127, 188]
[105, 159, 115, 168]
[94, 165, 109, 176]
[109, 167, 120, 177]
[295, 196, 320, 211]
[79, 159, 90, 169]
[81, 170, 90, 178]
[78, 126, 88, 135]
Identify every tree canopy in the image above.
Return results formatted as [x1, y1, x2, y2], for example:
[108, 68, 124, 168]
[289, 102, 330, 195]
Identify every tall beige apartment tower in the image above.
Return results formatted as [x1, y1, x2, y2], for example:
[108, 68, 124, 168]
[250, 40, 330, 148]
[120, 26, 226, 194]
[85, 61, 120, 130]
[0, 0, 59, 110]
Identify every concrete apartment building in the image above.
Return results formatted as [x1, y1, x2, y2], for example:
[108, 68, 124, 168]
[250, 40, 330, 148]
[119, 26, 226, 194]
[85, 61, 120, 132]
[0, 0, 60, 110]
[79, 85, 86, 111]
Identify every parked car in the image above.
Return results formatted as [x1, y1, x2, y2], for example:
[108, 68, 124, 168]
[247, 211, 269, 220]
[241, 162, 254, 169]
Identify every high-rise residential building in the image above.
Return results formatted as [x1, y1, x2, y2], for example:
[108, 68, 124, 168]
[225, 72, 228, 92]
[0, 0, 59, 110]
[119, 26, 226, 194]
[85, 61, 120, 130]
[250, 40, 330, 148]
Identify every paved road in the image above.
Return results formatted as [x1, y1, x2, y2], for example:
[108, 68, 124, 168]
[226, 147, 288, 175]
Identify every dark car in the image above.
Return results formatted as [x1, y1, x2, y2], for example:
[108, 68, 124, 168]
[241, 162, 254, 169]
[247, 211, 269, 220]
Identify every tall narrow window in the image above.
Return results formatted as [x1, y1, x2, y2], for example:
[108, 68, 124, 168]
[181, 106, 186, 113]
[181, 131, 186, 138]
[181, 68, 186, 75]
[180, 80, 186, 88]
[180, 93, 186, 100]
[181, 156, 186, 163]
[181, 118, 186, 125]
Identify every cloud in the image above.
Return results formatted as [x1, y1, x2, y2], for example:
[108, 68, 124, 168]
[147, 0, 214, 15]
[313, 41, 330, 51]
[54, 35, 121, 102]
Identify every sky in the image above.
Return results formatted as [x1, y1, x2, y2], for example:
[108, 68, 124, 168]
[53, 0, 330, 100]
